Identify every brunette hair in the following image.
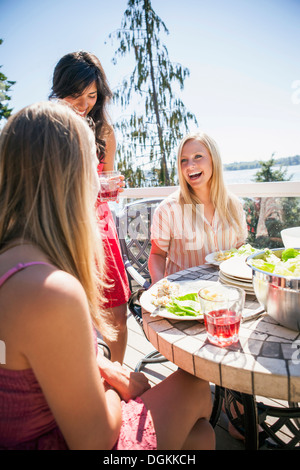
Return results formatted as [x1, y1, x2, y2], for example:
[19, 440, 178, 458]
[176, 131, 244, 235]
[49, 51, 113, 161]
[0, 101, 113, 337]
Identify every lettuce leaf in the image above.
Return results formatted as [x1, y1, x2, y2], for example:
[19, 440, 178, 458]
[250, 248, 300, 277]
[235, 243, 258, 256]
[251, 260, 276, 273]
[165, 293, 201, 316]
[282, 248, 300, 262]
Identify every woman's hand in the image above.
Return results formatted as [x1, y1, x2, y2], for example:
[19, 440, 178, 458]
[98, 356, 151, 402]
[117, 175, 125, 194]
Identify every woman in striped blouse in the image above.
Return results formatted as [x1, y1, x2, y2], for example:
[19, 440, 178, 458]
[149, 131, 248, 284]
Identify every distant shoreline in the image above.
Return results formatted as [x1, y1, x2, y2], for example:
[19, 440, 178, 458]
[224, 155, 300, 171]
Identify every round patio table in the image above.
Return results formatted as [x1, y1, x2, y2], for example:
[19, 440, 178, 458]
[142, 264, 300, 450]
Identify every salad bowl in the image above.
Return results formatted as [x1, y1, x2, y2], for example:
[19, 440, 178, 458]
[247, 248, 300, 331]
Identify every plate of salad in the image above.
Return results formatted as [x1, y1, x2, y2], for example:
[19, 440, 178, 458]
[205, 244, 260, 266]
[140, 278, 221, 320]
[248, 248, 300, 277]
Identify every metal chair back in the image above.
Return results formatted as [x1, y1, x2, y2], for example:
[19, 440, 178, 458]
[115, 198, 164, 290]
[115, 198, 168, 372]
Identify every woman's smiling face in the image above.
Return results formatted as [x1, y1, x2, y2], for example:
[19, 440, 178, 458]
[63, 81, 98, 118]
[180, 139, 213, 192]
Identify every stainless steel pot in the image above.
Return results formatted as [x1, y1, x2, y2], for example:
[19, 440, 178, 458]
[247, 248, 300, 331]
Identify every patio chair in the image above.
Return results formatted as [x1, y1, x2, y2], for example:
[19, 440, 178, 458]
[115, 198, 169, 372]
[97, 338, 111, 360]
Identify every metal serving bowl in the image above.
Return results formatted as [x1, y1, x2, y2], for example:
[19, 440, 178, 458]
[247, 248, 300, 331]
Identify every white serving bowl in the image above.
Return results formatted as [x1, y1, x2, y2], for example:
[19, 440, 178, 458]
[281, 227, 300, 248]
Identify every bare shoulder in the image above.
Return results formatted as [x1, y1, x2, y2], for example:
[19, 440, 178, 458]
[3, 265, 92, 367]
[17, 264, 85, 299]
[16, 266, 89, 327]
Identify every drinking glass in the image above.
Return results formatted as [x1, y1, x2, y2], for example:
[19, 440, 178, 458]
[198, 284, 245, 347]
[98, 171, 121, 202]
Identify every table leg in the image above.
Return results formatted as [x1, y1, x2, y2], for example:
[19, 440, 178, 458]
[242, 393, 259, 450]
[210, 385, 225, 428]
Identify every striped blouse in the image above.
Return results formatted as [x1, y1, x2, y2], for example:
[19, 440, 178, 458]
[151, 193, 248, 276]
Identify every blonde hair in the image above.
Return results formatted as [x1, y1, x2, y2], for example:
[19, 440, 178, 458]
[0, 101, 111, 337]
[176, 131, 244, 235]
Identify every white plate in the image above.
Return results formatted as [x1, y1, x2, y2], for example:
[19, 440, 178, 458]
[219, 269, 251, 282]
[140, 279, 220, 320]
[205, 252, 221, 266]
[219, 270, 253, 285]
[205, 251, 232, 266]
[220, 257, 253, 281]
[219, 271, 253, 287]
[219, 272, 255, 294]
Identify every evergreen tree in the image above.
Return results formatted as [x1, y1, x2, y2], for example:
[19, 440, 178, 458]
[0, 39, 16, 122]
[253, 154, 291, 182]
[245, 155, 299, 248]
[109, 0, 197, 186]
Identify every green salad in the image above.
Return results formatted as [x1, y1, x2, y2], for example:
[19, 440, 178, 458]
[227, 243, 260, 258]
[249, 248, 300, 277]
[215, 243, 260, 262]
[165, 293, 201, 317]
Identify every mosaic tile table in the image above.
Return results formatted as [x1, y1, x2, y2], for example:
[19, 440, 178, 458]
[142, 264, 300, 449]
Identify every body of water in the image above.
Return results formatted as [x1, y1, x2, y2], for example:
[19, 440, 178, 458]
[110, 164, 300, 213]
[223, 164, 300, 185]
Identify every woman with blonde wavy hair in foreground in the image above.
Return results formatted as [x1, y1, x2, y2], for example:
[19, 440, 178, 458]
[149, 131, 248, 284]
[0, 102, 215, 450]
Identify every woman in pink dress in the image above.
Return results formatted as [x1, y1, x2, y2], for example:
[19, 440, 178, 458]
[50, 51, 130, 363]
[0, 101, 215, 450]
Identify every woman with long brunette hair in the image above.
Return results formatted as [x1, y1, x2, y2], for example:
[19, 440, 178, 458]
[50, 51, 130, 363]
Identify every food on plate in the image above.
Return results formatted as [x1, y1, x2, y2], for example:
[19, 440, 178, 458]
[152, 280, 202, 317]
[214, 250, 233, 262]
[199, 284, 240, 303]
[214, 244, 259, 262]
[152, 279, 180, 306]
[249, 248, 300, 277]
[165, 293, 201, 317]
[198, 286, 227, 301]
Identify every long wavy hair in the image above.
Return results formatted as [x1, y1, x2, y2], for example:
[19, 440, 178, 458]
[49, 51, 113, 162]
[0, 101, 112, 337]
[176, 131, 244, 235]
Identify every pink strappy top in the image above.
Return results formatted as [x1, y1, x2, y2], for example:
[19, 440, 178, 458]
[0, 262, 68, 450]
[0, 262, 54, 287]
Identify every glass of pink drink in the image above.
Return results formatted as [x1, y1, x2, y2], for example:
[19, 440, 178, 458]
[98, 171, 121, 202]
[198, 285, 245, 347]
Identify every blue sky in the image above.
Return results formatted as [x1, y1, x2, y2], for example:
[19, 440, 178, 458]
[1, 0, 300, 165]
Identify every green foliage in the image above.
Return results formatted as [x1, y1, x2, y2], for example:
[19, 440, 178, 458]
[0, 39, 16, 122]
[224, 155, 300, 171]
[253, 154, 292, 183]
[109, 0, 197, 186]
[244, 156, 300, 249]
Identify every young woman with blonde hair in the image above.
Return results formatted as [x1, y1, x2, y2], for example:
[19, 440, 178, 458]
[0, 102, 215, 450]
[149, 131, 248, 283]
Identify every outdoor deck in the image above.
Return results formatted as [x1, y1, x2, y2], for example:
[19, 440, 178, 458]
[123, 311, 297, 451]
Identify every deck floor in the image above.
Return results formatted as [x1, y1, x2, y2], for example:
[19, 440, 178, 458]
[122, 312, 299, 451]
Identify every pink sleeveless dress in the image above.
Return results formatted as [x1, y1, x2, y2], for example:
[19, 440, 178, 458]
[0, 262, 157, 450]
[96, 162, 131, 309]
